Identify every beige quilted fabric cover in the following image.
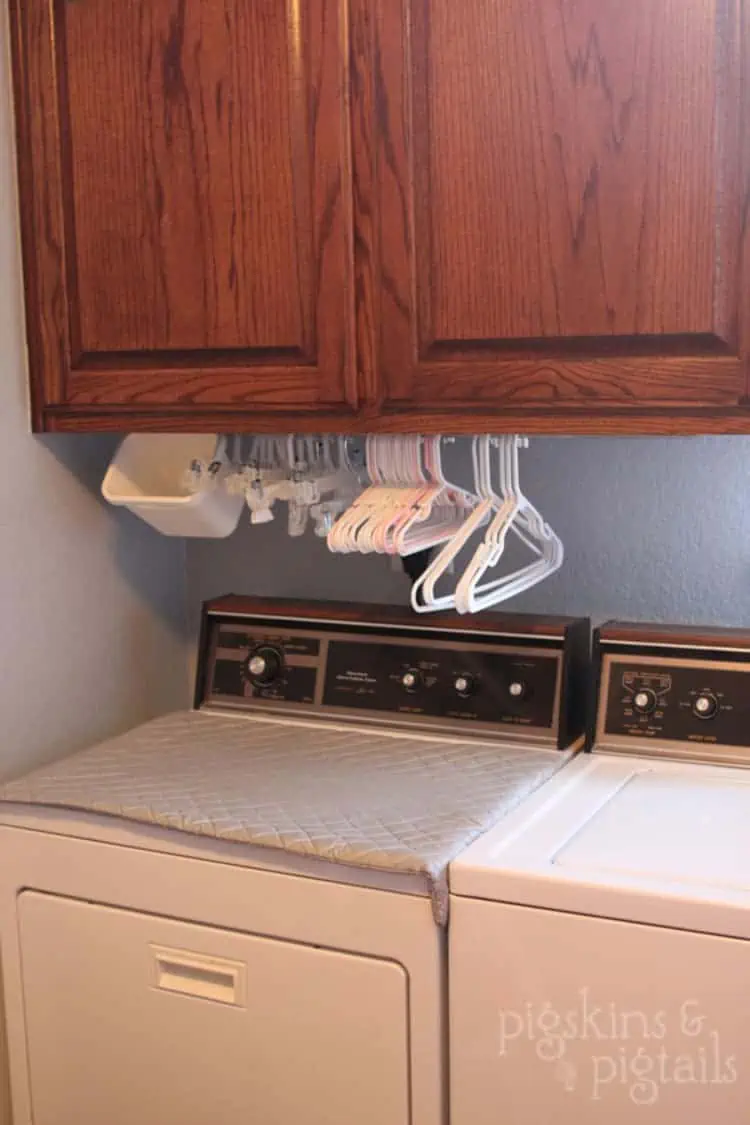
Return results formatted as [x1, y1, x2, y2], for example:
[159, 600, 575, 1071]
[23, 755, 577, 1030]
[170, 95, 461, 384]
[0, 711, 570, 924]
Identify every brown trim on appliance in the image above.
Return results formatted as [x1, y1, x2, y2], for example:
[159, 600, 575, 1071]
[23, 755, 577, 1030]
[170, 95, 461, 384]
[600, 621, 750, 651]
[558, 617, 591, 751]
[204, 595, 583, 637]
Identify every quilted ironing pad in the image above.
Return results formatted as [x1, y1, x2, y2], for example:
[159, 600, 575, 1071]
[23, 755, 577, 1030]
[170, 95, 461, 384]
[0, 710, 571, 924]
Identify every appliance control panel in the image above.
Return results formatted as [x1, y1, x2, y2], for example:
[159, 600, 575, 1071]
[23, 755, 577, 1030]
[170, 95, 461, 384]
[596, 622, 750, 760]
[321, 639, 557, 727]
[198, 599, 590, 749]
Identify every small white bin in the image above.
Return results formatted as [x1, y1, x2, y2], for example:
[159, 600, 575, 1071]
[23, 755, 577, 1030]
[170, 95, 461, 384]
[102, 434, 244, 538]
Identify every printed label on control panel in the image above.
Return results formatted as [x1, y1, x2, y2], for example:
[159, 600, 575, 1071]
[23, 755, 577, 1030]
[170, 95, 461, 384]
[217, 629, 320, 657]
[328, 668, 378, 696]
[250, 665, 317, 704]
[211, 659, 316, 704]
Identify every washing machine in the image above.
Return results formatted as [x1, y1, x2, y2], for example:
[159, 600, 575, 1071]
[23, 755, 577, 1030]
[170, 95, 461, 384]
[451, 619, 750, 1124]
[0, 596, 588, 1125]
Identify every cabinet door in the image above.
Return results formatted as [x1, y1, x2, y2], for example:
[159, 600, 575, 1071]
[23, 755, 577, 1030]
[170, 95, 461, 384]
[356, 0, 750, 420]
[13, 0, 356, 429]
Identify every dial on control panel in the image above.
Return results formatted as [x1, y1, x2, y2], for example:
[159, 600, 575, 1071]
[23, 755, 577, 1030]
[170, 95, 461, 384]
[454, 675, 477, 698]
[632, 688, 658, 715]
[245, 645, 283, 687]
[401, 669, 423, 693]
[693, 693, 718, 719]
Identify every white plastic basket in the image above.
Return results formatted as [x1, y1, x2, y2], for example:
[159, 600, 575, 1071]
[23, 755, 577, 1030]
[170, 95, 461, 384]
[102, 434, 244, 538]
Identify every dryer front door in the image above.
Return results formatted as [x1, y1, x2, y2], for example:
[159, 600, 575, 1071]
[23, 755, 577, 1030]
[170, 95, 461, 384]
[19, 891, 410, 1125]
[451, 897, 750, 1124]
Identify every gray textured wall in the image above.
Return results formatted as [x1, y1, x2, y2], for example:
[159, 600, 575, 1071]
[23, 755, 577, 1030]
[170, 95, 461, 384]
[187, 436, 750, 628]
[0, 9, 188, 786]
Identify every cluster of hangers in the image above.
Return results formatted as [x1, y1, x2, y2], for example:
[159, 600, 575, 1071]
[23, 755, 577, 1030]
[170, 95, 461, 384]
[409, 435, 563, 614]
[327, 436, 475, 558]
[186, 435, 364, 538]
[184, 434, 563, 614]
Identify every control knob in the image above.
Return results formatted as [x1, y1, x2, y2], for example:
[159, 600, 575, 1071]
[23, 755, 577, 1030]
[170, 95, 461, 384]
[693, 693, 718, 719]
[507, 680, 527, 702]
[632, 688, 657, 715]
[401, 669, 423, 693]
[454, 674, 477, 698]
[245, 645, 283, 687]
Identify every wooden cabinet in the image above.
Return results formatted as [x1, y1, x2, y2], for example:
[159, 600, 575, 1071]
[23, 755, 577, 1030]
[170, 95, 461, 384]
[10, 0, 750, 433]
[13, 0, 356, 428]
[362, 0, 750, 428]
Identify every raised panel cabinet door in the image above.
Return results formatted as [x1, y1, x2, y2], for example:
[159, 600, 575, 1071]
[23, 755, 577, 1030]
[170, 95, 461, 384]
[12, 0, 356, 430]
[354, 0, 750, 421]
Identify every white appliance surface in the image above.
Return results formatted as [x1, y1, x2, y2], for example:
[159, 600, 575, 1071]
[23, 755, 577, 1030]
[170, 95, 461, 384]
[450, 752, 750, 935]
[0, 806, 444, 1125]
[449, 750, 750, 1124]
[0, 802, 434, 898]
[19, 891, 409, 1125]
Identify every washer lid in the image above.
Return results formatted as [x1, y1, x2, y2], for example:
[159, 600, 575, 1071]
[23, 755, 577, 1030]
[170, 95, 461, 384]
[450, 752, 750, 937]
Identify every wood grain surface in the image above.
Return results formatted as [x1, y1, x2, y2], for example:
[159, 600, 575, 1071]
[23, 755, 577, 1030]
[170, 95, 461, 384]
[361, 0, 750, 411]
[13, 0, 356, 421]
[39, 403, 750, 435]
[65, 0, 309, 354]
[10, 0, 750, 432]
[428, 0, 727, 342]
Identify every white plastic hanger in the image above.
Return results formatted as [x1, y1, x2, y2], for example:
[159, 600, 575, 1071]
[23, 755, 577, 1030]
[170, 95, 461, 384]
[410, 436, 493, 612]
[390, 441, 475, 557]
[453, 435, 524, 612]
[410, 435, 563, 613]
[328, 436, 477, 558]
[456, 436, 563, 613]
[310, 436, 365, 537]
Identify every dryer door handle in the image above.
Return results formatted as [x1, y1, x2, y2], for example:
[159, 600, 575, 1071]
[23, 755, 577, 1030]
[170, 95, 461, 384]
[151, 945, 246, 1007]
